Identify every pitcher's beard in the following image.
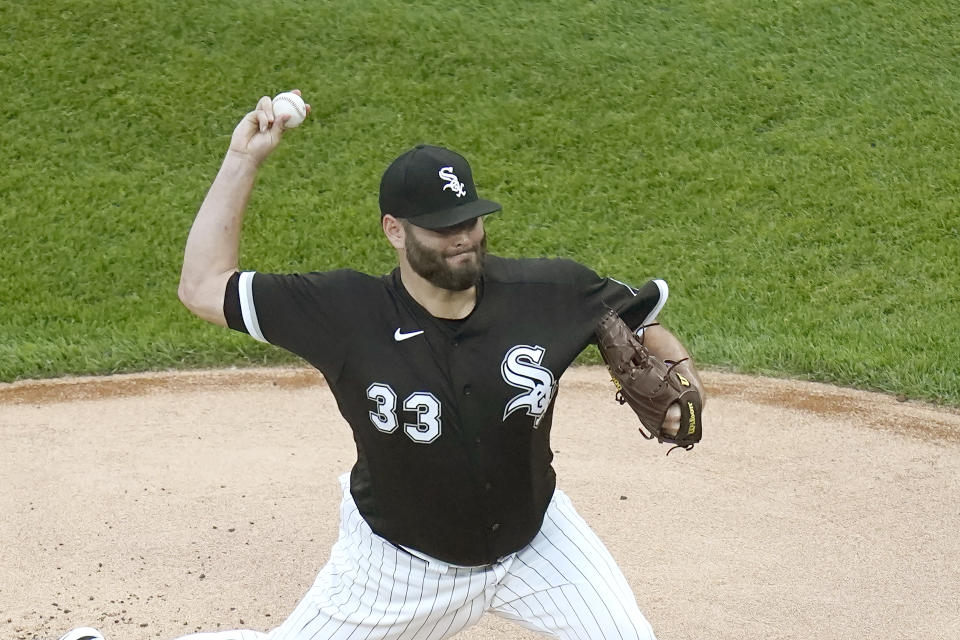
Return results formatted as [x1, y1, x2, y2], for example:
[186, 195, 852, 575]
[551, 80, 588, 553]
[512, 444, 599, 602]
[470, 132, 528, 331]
[406, 233, 487, 291]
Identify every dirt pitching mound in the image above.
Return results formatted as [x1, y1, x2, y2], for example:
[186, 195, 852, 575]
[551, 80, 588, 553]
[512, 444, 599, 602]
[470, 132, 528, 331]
[2, 366, 958, 640]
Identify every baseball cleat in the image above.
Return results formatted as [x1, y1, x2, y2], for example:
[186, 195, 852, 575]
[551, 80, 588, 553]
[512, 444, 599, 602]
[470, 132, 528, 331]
[57, 627, 105, 640]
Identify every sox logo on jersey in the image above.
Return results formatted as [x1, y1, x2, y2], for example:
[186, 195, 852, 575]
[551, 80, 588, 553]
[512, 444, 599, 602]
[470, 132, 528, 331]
[501, 345, 556, 426]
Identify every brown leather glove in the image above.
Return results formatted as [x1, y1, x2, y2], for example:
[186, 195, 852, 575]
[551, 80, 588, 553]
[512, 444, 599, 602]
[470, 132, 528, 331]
[596, 309, 703, 452]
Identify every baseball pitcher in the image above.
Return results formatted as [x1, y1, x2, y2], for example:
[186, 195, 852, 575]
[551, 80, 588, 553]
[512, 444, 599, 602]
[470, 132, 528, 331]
[59, 91, 705, 640]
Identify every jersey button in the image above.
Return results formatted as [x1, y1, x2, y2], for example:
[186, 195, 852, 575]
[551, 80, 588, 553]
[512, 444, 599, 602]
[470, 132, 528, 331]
[484, 482, 493, 492]
[462, 384, 472, 396]
[490, 523, 501, 532]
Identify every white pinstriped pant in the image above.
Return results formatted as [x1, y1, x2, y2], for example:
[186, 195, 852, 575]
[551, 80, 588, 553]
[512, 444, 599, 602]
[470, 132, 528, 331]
[177, 475, 656, 640]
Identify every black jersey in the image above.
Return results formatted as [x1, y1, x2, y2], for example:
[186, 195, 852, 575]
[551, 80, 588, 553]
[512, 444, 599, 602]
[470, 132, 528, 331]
[224, 255, 667, 566]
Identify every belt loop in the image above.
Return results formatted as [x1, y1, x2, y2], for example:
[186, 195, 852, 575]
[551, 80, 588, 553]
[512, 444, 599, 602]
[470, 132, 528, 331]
[394, 543, 451, 573]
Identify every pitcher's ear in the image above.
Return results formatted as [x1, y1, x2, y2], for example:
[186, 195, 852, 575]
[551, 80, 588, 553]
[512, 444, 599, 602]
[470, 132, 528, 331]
[382, 214, 405, 249]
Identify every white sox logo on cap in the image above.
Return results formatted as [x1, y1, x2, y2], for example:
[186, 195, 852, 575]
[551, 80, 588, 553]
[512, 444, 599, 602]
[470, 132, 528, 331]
[379, 144, 500, 229]
[438, 166, 466, 198]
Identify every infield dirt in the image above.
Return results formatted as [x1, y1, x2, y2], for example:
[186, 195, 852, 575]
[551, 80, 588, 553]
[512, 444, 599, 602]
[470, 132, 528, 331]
[2, 366, 958, 640]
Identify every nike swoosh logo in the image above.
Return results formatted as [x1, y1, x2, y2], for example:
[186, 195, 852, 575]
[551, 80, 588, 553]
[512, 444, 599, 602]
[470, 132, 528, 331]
[394, 328, 425, 342]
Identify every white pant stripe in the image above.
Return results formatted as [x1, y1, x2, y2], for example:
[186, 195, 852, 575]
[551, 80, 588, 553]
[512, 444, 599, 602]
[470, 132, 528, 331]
[429, 569, 474, 640]
[416, 571, 453, 640]
[522, 533, 617, 639]
[521, 494, 650, 640]
[377, 560, 421, 640]
[492, 587, 557, 637]
[548, 504, 626, 589]
[336, 531, 385, 640]
[362, 545, 402, 639]
[505, 559, 568, 636]
[389, 561, 424, 640]
[549, 501, 648, 631]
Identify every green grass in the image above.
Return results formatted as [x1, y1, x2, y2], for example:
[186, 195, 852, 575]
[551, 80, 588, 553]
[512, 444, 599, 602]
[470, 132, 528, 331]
[2, 0, 958, 405]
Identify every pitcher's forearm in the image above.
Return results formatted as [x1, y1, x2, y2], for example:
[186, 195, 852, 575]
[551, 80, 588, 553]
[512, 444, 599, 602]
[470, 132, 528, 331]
[185, 151, 260, 275]
[178, 151, 260, 324]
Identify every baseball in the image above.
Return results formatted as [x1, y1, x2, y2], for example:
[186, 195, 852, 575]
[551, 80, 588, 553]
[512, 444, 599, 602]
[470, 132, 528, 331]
[272, 91, 307, 128]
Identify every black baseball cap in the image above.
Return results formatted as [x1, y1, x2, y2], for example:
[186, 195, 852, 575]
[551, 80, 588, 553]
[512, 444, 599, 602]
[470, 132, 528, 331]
[379, 144, 501, 230]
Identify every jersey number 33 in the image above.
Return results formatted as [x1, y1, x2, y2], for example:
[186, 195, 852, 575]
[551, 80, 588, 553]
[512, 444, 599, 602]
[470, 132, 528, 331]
[364, 344, 555, 444]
